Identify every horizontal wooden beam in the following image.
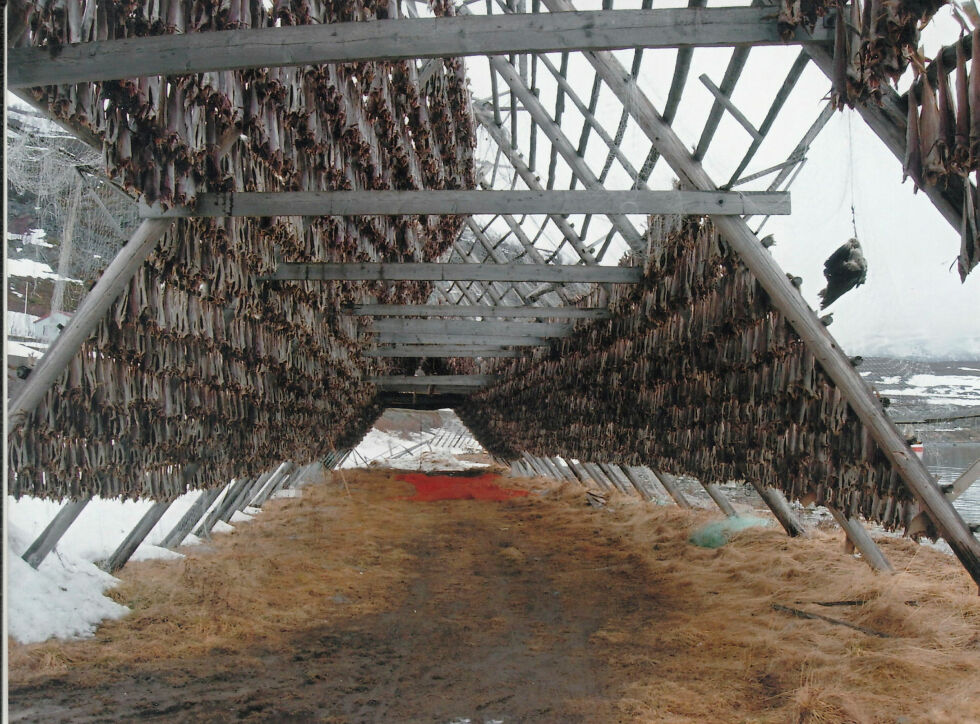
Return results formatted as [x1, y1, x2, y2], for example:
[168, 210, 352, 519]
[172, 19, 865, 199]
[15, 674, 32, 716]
[364, 346, 529, 357]
[139, 190, 789, 218]
[347, 304, 610, 318]
[368, 319, 573, 336]
[265, 262, 642, 283]
[369, 375, 497, 392]
[372, 332, 554, 345]
[378, 393, 469, 409]
[9, 8, 832, 89]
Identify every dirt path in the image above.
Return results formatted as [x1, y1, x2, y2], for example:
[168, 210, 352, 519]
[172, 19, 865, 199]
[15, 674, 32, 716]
[9, 469, 980, 722]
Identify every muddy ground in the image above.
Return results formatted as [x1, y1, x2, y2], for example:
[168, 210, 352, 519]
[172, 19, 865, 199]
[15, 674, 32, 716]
[8, 469, 980, 722]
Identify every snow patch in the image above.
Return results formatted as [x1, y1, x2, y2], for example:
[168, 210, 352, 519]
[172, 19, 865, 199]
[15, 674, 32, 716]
[7, 258, 81, 283]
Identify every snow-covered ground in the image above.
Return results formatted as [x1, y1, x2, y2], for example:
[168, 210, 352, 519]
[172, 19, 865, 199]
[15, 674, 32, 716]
[341, 412, 487, 472]
[6, 486, 259, 644]
[6, 257, 80, 283]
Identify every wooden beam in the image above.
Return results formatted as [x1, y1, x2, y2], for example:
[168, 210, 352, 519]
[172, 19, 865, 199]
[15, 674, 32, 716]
[21, 497, 91, 569]
[702, 482, 739, 517]
[265, 262, 642, 283]
[160, 488, 224, 549]
[827, 506, 894, 573]
[368, 319, 573, 336]
[377, 393, 470, 409]
[473, 106, 597, 264]
[9, 8, 832, 89]
[364, 345, 528, 357]
[100, 501, 173, 574]
[699, 72, 762, 142]
[368, 375, 497, 392]
[251, 463, 295, 506]
[546, 0, 980, 588]
[139, 189, 788, 218]
[647, 469, 692, 509]
[750, 481, 807, 537]
[372, 332, 553, 345]
[346, 304, 609, 318]
[193, 479, 247, 539]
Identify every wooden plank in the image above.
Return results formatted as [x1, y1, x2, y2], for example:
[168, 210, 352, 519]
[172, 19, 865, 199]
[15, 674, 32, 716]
[695, 47, 751, 160]
[949, 457, 980, 501]
[377, 393, 471, 408]
[347, 304, 610, 318]
[372, 332, 554, 345]
[620, 465, 658, 502]
[827, 506, 894, 573]
[364, 346, 528, 357]
[21, 497, 91, 569]
[369, 319, 573, 336]
[139, 189, 789, 218]
[100, 501, 173, 574]
[647, 469, 692, 509]
[266, 262, 641, 283]
[699, 72, 762, 142]
[749, 481, 807, 537]
[193, 479, 248, 538]
[9, 8, 833, 88]
[160, 488, 224, 549]
[252, 463, 296, 506]
[547, 0, 980, 587]
[369, 375, 497, 392]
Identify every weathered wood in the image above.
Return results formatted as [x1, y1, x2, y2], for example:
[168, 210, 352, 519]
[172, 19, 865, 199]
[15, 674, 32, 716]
[585, 463, 617, 492]
[369, 319, 573, 336]
[605, 464, 641, 496]
[139, 189, 788, 219]
[550, 456, 578, 483]
[251, 462, 293, 506]
[566, 459, 602, 490]
[377, 393, 470, 409]
[194, 479, 249, 538]
[698, 72, 762, 142]
[827, 506, 894, 573]
[220, 477, 262, 522]
[347, 304, 610, 318]
[160, 487, 224, 549]
[548, 0, 980, 586]
[265, 262, 642, 284]
[8, 128, 239, 433]
[9, 8, 833, 89]
[522, 453, 551, 478]
[749, 481, 807, 537]
[373, 332, 553, 345]
[365, 346, 528, 357]
[646, 469, 692, 509]
[21, 497, 91, 569]
[620, 465, 657, 501]
[949, 457, 980, 501]
[703, 482, 738, 517]
[695, 47, 751, 160]
[241, 471, 274, 509]
[100, 501, 173, 574]
[472, 106, 597, 264]
[369, 375, 497, 392]
[541, 456, 572, 481]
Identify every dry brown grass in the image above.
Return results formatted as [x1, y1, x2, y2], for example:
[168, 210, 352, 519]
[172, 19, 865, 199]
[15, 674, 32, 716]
[8, 469, 980, 722]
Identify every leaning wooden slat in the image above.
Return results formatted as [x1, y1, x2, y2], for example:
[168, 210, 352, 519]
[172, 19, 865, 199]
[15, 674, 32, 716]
[726, 51, 810, 187]
[194, 479, 250, 539]
[702, 482, 738, 517]
[750, 481, 807, 537]
[694, 47, 751, 161]
[646, 469, 692, 509]
[21, 497, 92, 569]
[160, 488, 225, 549]
[465, 218, 534, 305]
[548, 0, 980, 587]
[140, 189, 788, 219]
[264, 262, 643, 284]
[619, 465, 656, 501]
[827, 506, 894, 573]
[101, 501, 173, 574]
[473, 107, 597, 264]
[251, 463, 294, 507]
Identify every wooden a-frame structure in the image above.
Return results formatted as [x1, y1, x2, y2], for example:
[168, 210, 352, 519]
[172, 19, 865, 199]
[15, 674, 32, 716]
[5, 0, 979, 585]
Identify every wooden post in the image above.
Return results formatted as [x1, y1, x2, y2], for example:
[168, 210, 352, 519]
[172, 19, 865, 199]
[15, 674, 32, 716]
[567, 459, 604, 491]
[218, 477, 259, 523]
[522, 453, 550, 478]
[194, 479, 246, 539]
[21, 497, 91, 569]
[241, 471, 274, 509]
[827, 506, 894, 573]
[599, 463, 634, 495]
[748, 481, 807, 537]
[620, 465, 656, 502]
[540, 456, 570, 481]
[251, 462, 294, 506]
[550, 457, 578, 482]
[585, 462, 618, 492]
[100, 500, 173, 574]
[702, 482, 738, 517]
[160, 488, 224, 549]
[647, 469, 693, 509]
[544, 0, 980, 586]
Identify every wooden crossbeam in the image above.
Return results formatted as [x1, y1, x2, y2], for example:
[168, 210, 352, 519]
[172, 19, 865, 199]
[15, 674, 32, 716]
[372, 332, 554, 345]
[369, 319, 573, 336]
[264, 262, 642, 283]
[138, 190, 789, 218]
[364, 346, 528, 357]
[346, 304, 609, 318]
[369, 375, 497, 392]
[378, 393, 470, 408]
[8, 8, 833, 89]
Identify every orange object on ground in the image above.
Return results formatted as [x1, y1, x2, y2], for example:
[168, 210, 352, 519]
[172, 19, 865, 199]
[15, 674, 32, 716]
[396, 472, 530, 502]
